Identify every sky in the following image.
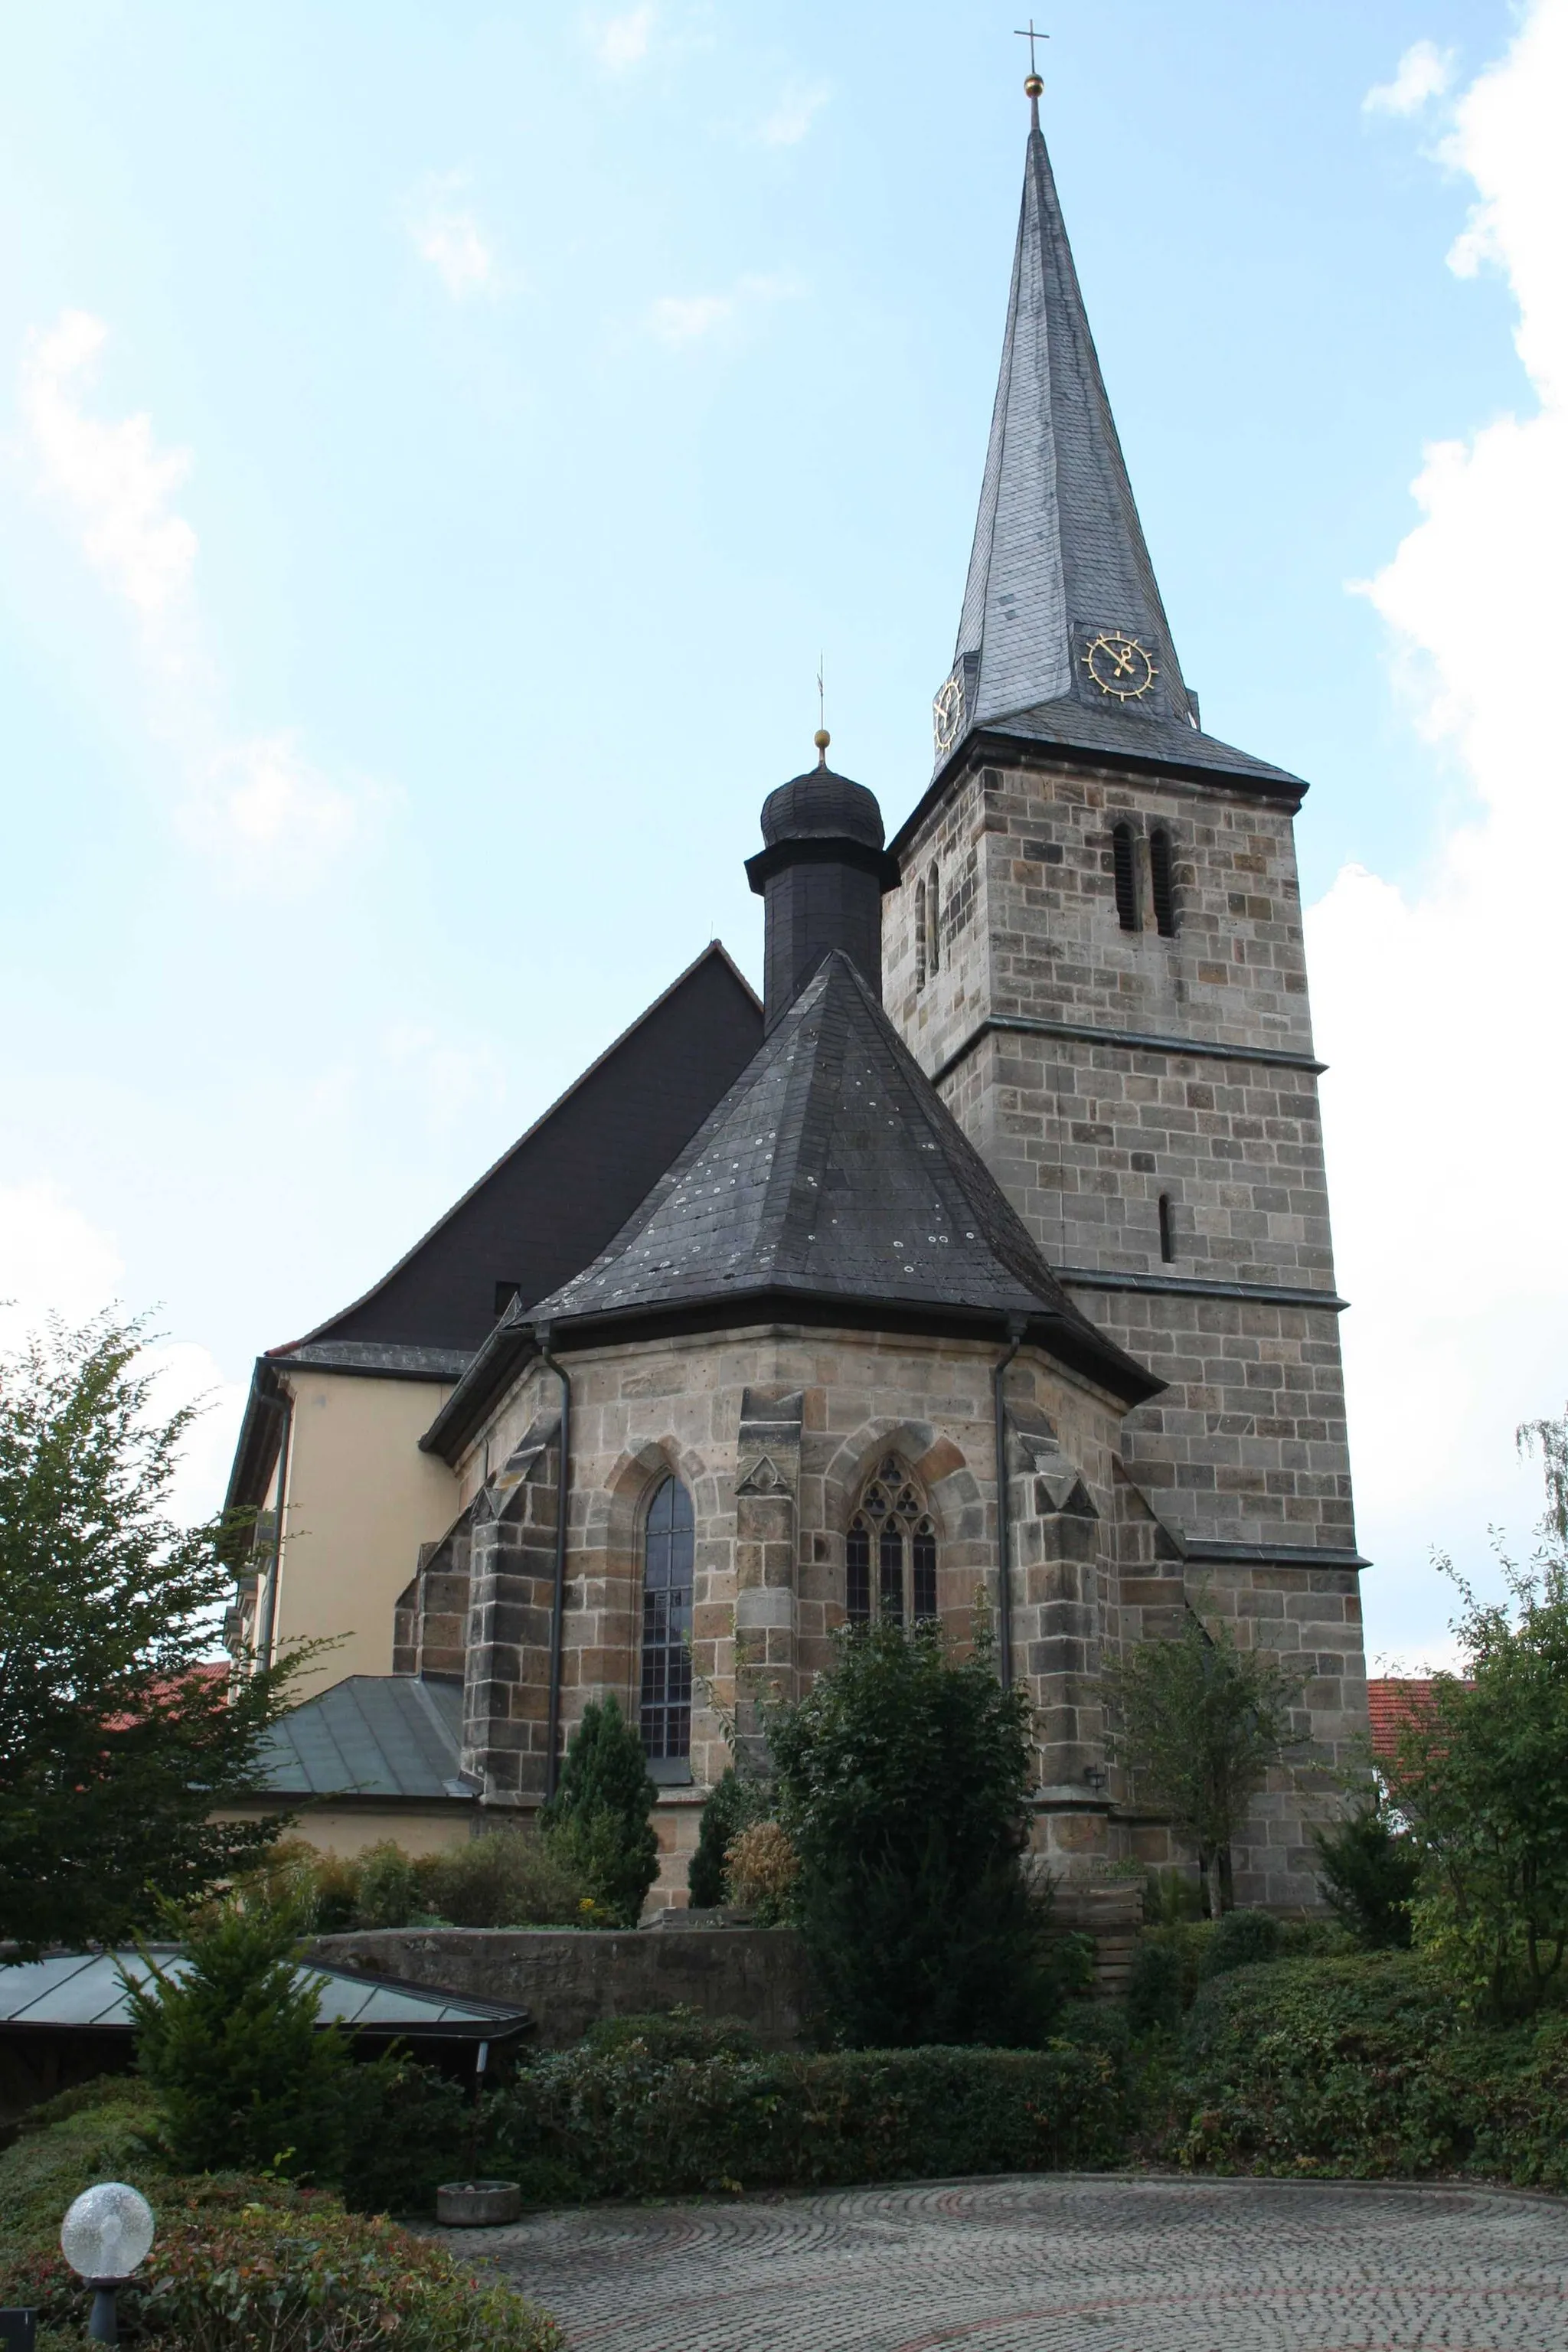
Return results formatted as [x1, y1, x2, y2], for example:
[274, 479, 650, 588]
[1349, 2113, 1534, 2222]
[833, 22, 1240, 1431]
[1, 0, 1563, 1669]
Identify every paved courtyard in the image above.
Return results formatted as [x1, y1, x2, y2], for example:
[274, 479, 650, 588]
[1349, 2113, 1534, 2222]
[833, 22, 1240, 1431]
[454, 2174, 1568, 2351]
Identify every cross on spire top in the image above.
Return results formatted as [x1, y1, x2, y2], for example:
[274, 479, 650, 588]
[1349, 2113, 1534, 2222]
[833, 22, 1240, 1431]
[1013, 19, 1047, 126]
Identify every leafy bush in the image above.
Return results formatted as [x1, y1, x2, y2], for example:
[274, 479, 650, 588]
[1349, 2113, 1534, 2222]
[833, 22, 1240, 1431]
[768, 1619, 1062, 2048]
[1312, 1796, 1420, 1948]
[351, 1844, 426, 1931]
[540, 1696, 660, 1926]
[723, 1821, 799, 1922]
[487, 2037, 1123, 2200]
[1174, 1949, 1568, 2188]
[1126, 1937, 1187, 2036]
[580, 2007, 760, 2062]
[1199, 1908, 1282, 1980]
[246, 1830, 596, 1935]
[688, 1768, 769, 1907]
[0, 2082, 560, 2352]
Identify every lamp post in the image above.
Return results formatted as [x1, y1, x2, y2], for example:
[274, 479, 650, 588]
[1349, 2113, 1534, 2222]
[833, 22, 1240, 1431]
[59, 2184, 155, 2345]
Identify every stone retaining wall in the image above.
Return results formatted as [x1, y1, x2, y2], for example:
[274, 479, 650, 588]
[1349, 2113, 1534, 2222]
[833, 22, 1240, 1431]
[309, 1925, 807, 2050]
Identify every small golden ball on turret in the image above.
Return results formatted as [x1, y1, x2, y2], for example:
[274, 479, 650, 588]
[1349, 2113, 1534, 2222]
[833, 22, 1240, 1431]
[1024, 73, 1044, 97]
[814, 728, 831, 752]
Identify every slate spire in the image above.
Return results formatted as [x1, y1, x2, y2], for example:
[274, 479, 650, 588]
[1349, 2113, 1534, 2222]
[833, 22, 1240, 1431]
[931, 93, 1298, 793]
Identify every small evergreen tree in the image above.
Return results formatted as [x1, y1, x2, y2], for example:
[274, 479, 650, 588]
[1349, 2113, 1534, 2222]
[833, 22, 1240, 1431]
[1312, 1791, 1420, 1948]
[541, 1696, 660, 1926]
[1102, 1607, 1305, 1916]
[126, 1895, 348, 2179]
[688, 1767, 769, 1908]
[766, 1617, 1060, 2048]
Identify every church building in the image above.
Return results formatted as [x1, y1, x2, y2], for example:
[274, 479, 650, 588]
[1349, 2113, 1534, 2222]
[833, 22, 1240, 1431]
[225, 77, 1368, 1911]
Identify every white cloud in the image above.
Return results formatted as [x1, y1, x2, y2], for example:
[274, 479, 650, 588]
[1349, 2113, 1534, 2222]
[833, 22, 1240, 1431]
[21, 311, 198, 622]
[0, 1184, 242, 1527]
[648, 270, 801, 348]
[18, 310, 377, 884]
[408, 174, 501, 301]
[1364, 38, 1457, 116]
[589, 5, 655, 70]
[757, 77, 831, 148]
[1308, 0, 1568, 1646]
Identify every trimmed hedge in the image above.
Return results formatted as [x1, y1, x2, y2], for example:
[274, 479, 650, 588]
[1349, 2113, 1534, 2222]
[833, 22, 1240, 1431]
[486, 2033, 1125, 2201]
[0, 2079, 560, 2352]
[1176, 1950, 1568, 2187]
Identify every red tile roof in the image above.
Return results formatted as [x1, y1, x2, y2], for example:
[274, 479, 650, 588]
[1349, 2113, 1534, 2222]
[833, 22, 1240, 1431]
[1366, 1675, 1471, 1760]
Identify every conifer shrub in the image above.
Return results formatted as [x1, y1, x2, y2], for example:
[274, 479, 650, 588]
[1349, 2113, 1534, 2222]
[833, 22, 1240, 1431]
[540, 1696, 660, 1926]
[1199, 1907, 1283, 1980]
[688, 1768, 769, 1907]
[766, 1619, 1063, 2047]
[1312, 1798, 1420, 1949]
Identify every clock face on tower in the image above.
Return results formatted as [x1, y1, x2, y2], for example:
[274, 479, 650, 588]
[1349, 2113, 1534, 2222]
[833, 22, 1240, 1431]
[933, 672, 964, 753]
[1083, 629, 1158, 701]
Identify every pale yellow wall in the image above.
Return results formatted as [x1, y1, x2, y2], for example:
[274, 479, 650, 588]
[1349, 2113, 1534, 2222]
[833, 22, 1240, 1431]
[270, 1371, 459, 1687]
[219, 1801, 474, 1860]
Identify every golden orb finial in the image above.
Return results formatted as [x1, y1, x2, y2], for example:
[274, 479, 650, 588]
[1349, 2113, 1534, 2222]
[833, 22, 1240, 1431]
[814, 727, 831, 768]
[1024, 71, 1044, 97]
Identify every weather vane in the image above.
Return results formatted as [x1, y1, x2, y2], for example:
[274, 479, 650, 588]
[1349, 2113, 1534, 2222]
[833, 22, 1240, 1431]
[1013, 18, 1047, 120]
[815, 653, 830, 764]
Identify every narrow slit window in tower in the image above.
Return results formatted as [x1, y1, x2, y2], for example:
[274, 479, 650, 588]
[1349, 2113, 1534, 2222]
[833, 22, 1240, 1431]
[1150, 827, 1176, 936]
[1112, 824, 1139, 931]
[926, 864, 941, 975]
[1158, 1192, 1176, 1263]
[914, 880, 927, 990]
[641, 1475, 694, 1762]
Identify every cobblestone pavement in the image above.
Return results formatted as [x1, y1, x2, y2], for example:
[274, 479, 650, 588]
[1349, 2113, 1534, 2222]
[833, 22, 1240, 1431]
[449, 2174, 1568, 2351]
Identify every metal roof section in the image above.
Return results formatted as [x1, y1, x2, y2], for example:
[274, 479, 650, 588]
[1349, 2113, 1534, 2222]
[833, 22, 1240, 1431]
[517, 951, 1161, 1406]
[0, 1949, 526, 2040]
[928, 104, 1302, 802]
[251, 1674, 471, 1802]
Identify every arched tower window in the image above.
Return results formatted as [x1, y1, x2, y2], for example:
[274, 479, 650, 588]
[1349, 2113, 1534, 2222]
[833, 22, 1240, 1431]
[926, 863, 941, 975]
[845, 1455, 938, 1628]
[1150, 826, 1177, 937]
[914, 879, 928, 989]
[641, 1475, 693, 1764]
[1111, 823, 1140, 932]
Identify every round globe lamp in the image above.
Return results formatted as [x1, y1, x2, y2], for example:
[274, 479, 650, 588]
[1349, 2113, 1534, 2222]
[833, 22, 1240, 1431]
[59, 2184, 155, 2344]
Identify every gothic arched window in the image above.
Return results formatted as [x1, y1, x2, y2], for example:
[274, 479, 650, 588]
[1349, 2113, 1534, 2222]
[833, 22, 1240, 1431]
[1150, 826, 1177, 937]
[1111, 822, 1140, 932]
[641, 1475, 693, 1765]
[845, 1456, 938, 1628]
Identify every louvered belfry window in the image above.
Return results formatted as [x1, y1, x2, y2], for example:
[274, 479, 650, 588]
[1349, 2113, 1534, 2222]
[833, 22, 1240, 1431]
[845, 1456, 938, 1628]
[1112, 822, 1140, 932]
[642, 1475, 694, 1761]
[1150, 826, 1177, 937]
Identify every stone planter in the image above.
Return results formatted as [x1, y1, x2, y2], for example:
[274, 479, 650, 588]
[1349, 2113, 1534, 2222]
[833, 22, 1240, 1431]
[435, 2180, 521, 2227]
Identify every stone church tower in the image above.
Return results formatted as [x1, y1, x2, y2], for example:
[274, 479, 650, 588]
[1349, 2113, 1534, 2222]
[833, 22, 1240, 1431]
[229, 80, 1367, 1916]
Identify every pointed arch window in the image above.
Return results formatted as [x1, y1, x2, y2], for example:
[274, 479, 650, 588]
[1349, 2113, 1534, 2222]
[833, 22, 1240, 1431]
[641, 1475, 693, 1766]
[1111, 823, 1140, 932]
[845, 1456, 938, 1628]
[1150, 826, 1177, 937]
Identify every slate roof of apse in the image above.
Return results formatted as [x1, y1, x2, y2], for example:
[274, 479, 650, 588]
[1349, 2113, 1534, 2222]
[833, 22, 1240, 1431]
[522, 951, 1159, 1403]
[250, 1673, 469, 1801]
[925, 112, 1301, 805]
[0, 1949, 524, 2040]
[226, 944, 762, 1513]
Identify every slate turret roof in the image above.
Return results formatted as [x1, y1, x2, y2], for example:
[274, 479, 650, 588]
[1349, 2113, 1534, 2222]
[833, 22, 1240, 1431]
[425, 953, 1159, 1457]
[921, 100, 1302, 807]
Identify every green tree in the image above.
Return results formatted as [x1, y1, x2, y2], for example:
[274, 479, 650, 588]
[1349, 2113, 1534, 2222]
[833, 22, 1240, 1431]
[688, 1766, 769, 1908]
[1102, 1607, 1305, 1916]
[0, 1315, 308, 1957]
[1312, 1789, 1420, 1949]
[126, 1893, 348, 2178]
[541, 1696, 660, 1926]
[766, 1617, 1063, 2048]
[1392, 1413, 1568, 2014]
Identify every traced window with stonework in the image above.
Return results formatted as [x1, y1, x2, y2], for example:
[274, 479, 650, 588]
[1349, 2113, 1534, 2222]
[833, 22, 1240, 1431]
[642, 1475, 694, 1765]
[845, 1456, 938, 1628]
